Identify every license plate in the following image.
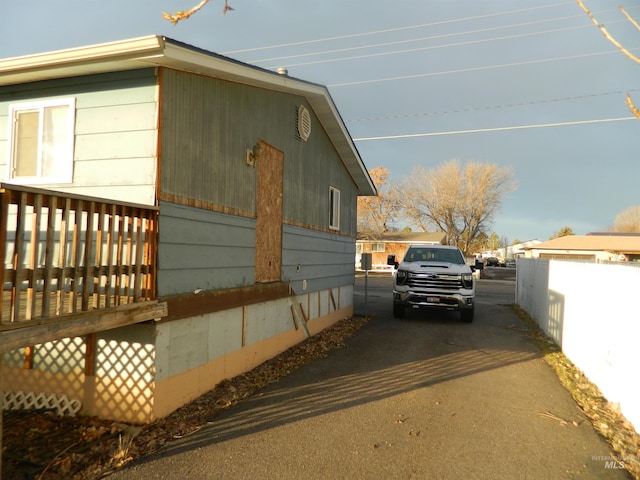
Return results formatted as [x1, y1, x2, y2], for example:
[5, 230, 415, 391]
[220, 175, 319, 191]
[427, 296, 440, 303]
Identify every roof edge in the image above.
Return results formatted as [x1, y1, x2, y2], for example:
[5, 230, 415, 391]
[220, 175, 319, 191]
[0, 35, 165, 76]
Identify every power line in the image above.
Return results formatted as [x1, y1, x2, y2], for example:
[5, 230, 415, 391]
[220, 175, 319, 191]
[251, 13, 593, 64]
[255, 12, 635, 66]
[345, 89, 640, 123]
[265, 22, 618, 69]
[328, 49, 634, 88]
[352, 117, 637, 141]
[222, 1, 576, 55]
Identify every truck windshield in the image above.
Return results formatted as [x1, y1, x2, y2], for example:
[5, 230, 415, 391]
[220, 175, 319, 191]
[405, 248, 464, 264]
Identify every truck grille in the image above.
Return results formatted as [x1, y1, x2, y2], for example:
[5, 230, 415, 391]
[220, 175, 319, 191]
[407, 273, 462, 291]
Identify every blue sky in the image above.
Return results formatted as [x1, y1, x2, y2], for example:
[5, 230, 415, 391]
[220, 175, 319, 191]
[3, 0, 640, 242]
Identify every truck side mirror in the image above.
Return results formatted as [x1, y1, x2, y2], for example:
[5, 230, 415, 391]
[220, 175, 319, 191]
[387, 254, 399, 269]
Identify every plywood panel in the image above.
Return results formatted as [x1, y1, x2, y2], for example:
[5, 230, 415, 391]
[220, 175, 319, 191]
[255, 142, 283, 283]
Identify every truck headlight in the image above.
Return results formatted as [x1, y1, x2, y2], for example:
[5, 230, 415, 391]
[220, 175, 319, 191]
[462, 273, 473, 289]
[396, 270, 408, 285]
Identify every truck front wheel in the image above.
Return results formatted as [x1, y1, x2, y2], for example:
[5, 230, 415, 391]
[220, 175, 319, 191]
[460, 308, 474, 323]
[393, 302, 405, 318]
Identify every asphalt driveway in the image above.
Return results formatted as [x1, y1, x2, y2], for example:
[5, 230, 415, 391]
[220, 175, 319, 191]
[108, 273, 629, 479]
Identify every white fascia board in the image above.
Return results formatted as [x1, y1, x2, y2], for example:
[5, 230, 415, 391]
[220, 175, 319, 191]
[0, 36, 165, 85]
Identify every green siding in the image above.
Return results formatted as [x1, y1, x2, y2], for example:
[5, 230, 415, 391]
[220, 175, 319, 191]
[160, 68, 358, 235]
[157, 201, 355, 296]
[0, 69, 158, 205]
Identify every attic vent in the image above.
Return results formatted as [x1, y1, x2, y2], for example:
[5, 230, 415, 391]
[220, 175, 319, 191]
[297, 105, 311, 142]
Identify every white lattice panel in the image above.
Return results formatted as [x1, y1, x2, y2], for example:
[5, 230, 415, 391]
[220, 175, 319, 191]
[3, 390, 82, 416]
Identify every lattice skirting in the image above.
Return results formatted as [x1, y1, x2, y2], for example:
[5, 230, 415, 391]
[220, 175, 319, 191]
[3, 390, 82, 416]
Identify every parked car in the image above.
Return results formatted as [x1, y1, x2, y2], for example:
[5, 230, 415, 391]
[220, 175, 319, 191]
[505, 259, 517, 268]
[486, 257, 500, 267]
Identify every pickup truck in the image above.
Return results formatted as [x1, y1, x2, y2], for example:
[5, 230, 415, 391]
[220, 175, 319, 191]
[387, 245, 475, 322]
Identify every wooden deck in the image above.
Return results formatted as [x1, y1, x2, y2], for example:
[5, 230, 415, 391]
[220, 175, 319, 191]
[1, 183, 165, 348]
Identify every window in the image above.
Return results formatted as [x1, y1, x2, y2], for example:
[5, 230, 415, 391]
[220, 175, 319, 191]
[329, 186, 340, 230]
[370, 243, 385, 252]
[8, 98, 75, 184]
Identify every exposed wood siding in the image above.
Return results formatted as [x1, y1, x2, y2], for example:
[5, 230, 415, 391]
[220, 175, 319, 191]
[0, 69, 158, 206]
[159, 68, 358, 235]
[157, 201, 255, 296]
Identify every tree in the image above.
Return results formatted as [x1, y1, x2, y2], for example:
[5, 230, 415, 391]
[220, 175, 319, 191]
[357, 166, 398, 238]
[550, 226, 574, 239]
[393, 160, 517, 255]
[488, 232, 501, 250]
[163, 0, 233, 24]
[577, 1, 640, 119]
[611, 205, 640, 233]
[470, 231, 489, 253]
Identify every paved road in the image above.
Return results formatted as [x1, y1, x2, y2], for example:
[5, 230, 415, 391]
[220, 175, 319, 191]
[109, 273, 629, 479]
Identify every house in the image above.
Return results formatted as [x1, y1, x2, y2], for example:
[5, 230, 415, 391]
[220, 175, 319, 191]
[494, 239, 541, 261]
[0, 36, 376, 423]
[356, 232, 446, 271]
[522, 234, 640, 262]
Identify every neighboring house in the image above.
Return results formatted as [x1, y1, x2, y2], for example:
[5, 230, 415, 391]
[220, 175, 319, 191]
[495, 239, 541, 260]
[356, 232, 446, 270]
[522, 235, 640, 262]
[0, 36, 376, 422]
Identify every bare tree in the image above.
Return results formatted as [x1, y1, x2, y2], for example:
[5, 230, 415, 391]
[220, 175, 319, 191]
[578, 1, 640, 119]
[612, 205, 640, 233]
[393, 160, 517, 255]
[357, 166, 397, 239]
[163, 0, 233, 24]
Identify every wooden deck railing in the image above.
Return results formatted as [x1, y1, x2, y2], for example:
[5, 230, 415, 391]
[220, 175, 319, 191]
[1, 183, 158, 325]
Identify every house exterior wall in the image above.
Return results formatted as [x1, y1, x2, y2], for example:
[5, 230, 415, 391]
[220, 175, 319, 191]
[0, 70, 158, 205]
[524, 248, 612, 262]
[158, 68, 357, 235]
[150, 69, 360, 418]
[1, 65, 362, 423]
[152, 285, 352, 418]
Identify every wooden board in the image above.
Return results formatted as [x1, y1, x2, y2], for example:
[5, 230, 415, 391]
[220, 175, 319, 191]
[255, 141, 283, 283]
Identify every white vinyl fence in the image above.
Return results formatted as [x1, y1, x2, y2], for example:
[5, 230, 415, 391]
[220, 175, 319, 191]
[516, 258, 640, 433]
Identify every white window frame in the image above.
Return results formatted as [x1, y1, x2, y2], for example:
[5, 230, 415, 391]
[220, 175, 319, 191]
[7, 98, 76, 184]
[370, 242, 385, 253]
[329, 186, 340, 230]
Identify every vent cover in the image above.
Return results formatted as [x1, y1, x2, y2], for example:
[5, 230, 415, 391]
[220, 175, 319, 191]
[297, 105, 311, 141]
